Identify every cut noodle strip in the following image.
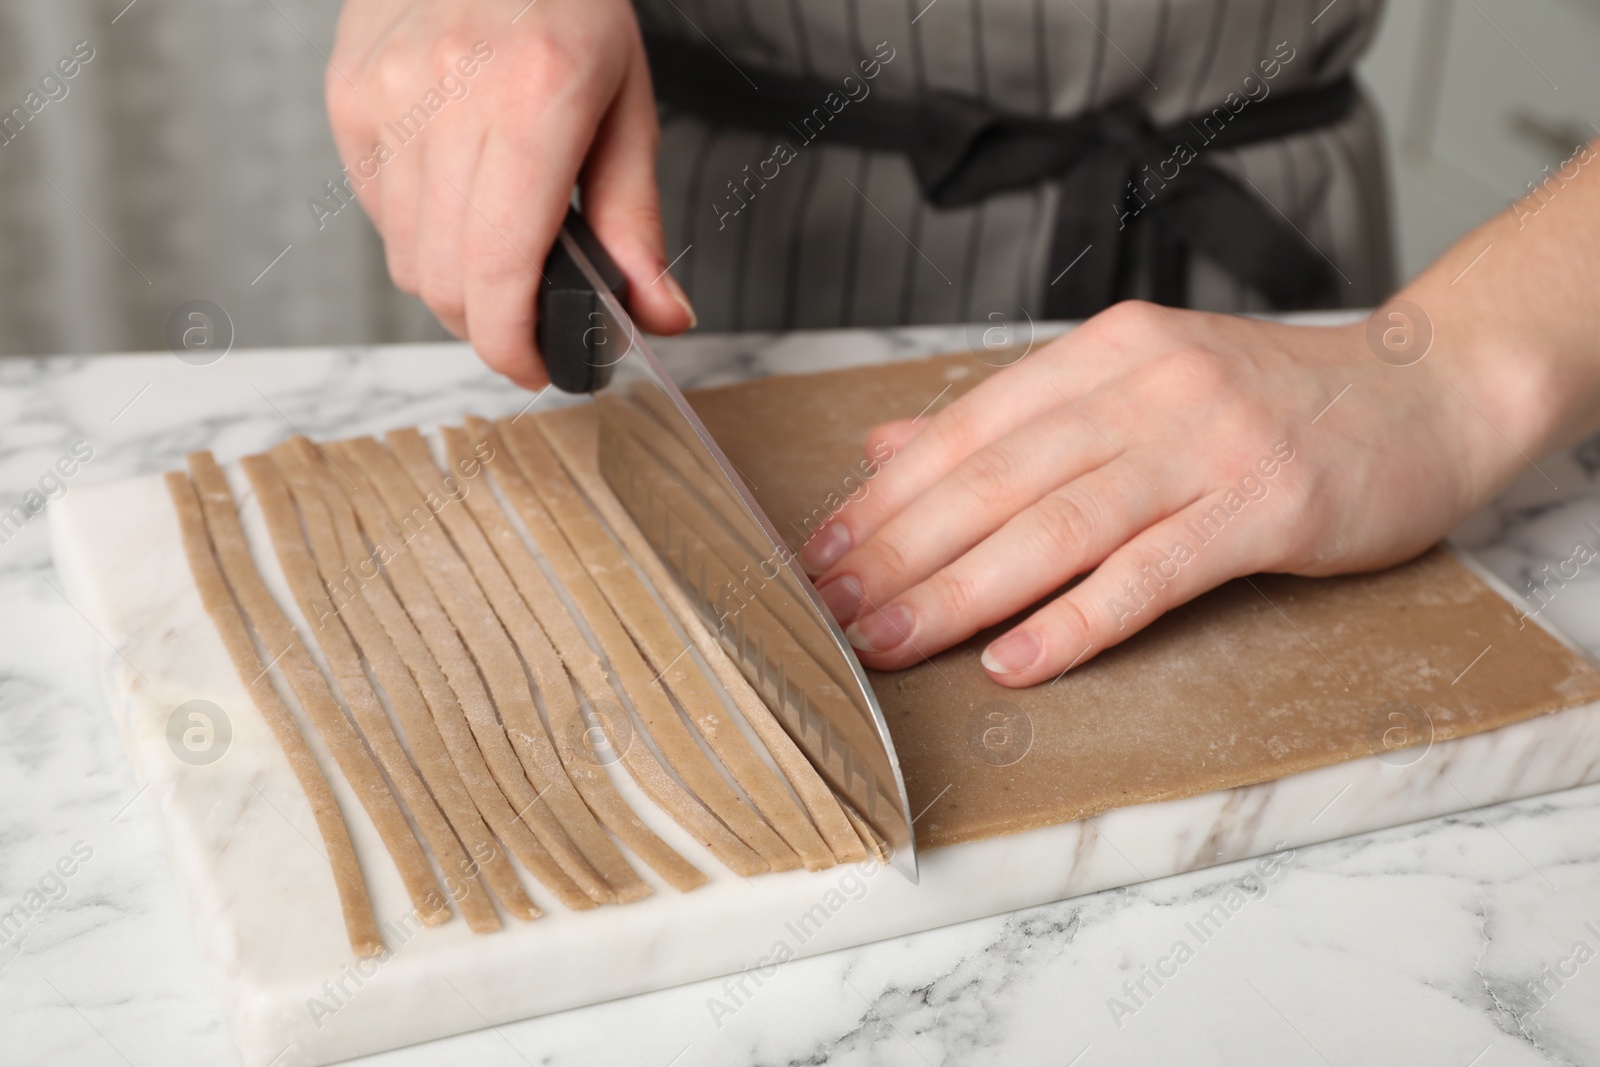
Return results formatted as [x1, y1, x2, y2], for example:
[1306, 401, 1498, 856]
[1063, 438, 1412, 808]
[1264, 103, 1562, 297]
[494, 417, 802, 870]
[465, 418, 765, 876]
[508, 419, 833, 870]
[279, 439, 553, 918]
[329, 437, 608, 908]
[439, 424, 702, 892]
[166, 470, 384, 956]
[535, 409, 868, 864]
[245, 453, 501, 931]
[185, 452, 449, 926]
[259, 446, 525, 928]
[836, 794, 892, 866]
[385, 427, 649, 903]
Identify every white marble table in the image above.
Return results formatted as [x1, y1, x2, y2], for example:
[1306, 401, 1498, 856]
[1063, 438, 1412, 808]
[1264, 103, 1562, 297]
[5, 319, 1600, 1067]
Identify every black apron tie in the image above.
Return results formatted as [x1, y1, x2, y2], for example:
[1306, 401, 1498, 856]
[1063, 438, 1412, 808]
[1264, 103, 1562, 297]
[644, 34, 1357, 319]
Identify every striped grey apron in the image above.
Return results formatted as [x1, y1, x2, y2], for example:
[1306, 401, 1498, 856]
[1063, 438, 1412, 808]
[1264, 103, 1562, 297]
[633, 0, 1392, 331]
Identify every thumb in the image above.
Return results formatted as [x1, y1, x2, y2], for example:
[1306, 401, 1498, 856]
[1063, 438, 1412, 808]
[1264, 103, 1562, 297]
[580, 37, 695, 335]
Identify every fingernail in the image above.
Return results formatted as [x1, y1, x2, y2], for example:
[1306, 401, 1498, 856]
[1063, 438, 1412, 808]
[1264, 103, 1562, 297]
[846, 603, 914, 654]
[663, 272, 697, 330]
[982, 630, 1042, 675]
[800, 522, 852, 573]
[816, 575, 863, 624]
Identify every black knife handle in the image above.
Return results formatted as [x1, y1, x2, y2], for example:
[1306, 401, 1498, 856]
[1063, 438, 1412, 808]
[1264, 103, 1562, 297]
[537, 207, 630, 394]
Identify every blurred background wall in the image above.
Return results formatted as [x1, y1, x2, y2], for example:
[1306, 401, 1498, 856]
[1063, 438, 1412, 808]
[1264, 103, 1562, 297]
[0, 0, 1592, 358]
[0, 0, 445, 359]
[1362, 0, 1600, 279]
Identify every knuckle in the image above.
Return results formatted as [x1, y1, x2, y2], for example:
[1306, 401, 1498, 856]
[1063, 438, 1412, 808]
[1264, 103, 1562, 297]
[612, 198, 664, 242]
[1156, 346, 1231, 403]
[324, 74, 364, 127]
[368, 48, 422, 103]
[427, 33, 480, 73]
[1026, 489, 1101, 562]
[420, 275, 466, 322]
[588, 197, 666, 262]
[1048, 593, 1098, 649]
[1272, 472, 1325, 550]
[1123, 542, 1180, 592]
[618, 191, 662, 225]
[1285, 467, 1320, 518]
[474, 336, 535, 381]
[385, 250, 419, 296]
[462, 240, 537, 287]
[865, 422, 902, 456]
[927, 569, 984, 624]
[928, 401, 987, 466]
[515, 35, 588, 99]
[957, 446, 1021, 510]
[864, 534, 915, 586]
[1092, 298, 1167, 337]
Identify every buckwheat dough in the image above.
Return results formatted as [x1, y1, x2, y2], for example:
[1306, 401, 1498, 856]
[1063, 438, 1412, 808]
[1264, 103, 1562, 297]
[336, 435, 617, 907]
[277, 438, 541, 921]
[591, 414, 900, 835]
[471, 418, 767, 877]
[263, 442, 538, 927]
[440, 423, 704, 893]
[680, 352, 1600, 849]
[184, 452, 450, 925]
[496, 416, 834, 872]
[531, 409, 869, 866]
[243, 453, 502, 932]
[166, 471, 384, 957]
[834, 793, 891, 866]
[385, 427, 650, 904]
[320, 441, 592, 911]
[497, 416, 807, 871]
[604, 395, 856, 682]
[462, 418, 711, 889]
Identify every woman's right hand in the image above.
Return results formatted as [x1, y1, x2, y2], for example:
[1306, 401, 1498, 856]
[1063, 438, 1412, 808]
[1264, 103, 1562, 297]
[327, 0, 695, 387]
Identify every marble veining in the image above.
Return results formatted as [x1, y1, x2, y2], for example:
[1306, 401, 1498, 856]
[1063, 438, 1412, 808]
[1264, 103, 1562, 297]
[6, 318, 1600, 1065]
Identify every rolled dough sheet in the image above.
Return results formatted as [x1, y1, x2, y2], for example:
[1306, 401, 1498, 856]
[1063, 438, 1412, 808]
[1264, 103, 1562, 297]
[626, 353, 1600, 848]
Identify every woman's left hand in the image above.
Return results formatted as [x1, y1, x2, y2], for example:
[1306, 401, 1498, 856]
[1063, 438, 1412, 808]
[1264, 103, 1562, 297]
[798, 299, 1534, 687]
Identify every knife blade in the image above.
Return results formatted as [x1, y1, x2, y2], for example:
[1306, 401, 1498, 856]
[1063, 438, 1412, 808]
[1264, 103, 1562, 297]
[537, 207, 918, 882]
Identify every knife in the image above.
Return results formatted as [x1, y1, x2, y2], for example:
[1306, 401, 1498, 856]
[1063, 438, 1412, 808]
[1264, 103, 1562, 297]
[537, 207, 918, 882]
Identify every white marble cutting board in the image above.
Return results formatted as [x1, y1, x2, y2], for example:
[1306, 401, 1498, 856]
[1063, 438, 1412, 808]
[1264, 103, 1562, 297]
[47, 378, 1600, 1067]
